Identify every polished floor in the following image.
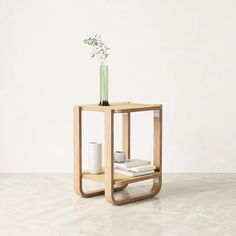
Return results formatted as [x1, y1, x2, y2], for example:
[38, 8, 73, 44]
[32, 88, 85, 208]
[0, 174, 235, 236]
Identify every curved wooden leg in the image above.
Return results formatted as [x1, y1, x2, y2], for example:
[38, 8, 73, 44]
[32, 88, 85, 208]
[74, 175, 104, 198]
[74, 106, 128, 198]
[74, 181, 128, 198]
[73, 106, 102, 198]
[105, 177, 162, 206]
[104, 109, 163, 205]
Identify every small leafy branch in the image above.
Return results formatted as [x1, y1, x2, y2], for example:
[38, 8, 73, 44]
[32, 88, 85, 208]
[83, 34, 110, 64]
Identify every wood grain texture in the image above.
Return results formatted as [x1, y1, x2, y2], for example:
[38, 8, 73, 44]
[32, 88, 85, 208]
[104, 109, 115, 203]
[122, 112, 130, 159]
[73, 106, 86, 196]
[154, 105, 162, 172]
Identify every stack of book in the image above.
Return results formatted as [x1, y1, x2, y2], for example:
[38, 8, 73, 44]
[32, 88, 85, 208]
[114, 159, 156, 177]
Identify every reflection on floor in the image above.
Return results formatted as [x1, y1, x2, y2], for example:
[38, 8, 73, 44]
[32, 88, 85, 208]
[0, 174, 236, 236]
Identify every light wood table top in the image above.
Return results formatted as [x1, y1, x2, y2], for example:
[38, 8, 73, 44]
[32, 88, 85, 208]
[79, 102, 161, 113]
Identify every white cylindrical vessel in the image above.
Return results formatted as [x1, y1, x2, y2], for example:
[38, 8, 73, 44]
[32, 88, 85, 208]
[88, 142, 102, 174]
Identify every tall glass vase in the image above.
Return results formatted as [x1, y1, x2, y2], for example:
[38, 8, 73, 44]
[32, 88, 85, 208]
[99, 65, 109, 106]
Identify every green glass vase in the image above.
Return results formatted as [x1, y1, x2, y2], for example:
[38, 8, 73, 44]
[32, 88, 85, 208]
[99, 65, 109, 106]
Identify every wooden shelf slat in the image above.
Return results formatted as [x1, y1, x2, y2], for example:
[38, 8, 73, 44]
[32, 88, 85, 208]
[82, 170, 161, 186]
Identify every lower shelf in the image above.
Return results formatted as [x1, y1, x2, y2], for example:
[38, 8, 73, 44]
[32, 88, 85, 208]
[82, 170, 161, 186]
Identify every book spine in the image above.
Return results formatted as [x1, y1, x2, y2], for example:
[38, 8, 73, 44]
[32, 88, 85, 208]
[133, 170, 155, 177]
[114, 169, 155, 177]
[114, 169, 133, 176]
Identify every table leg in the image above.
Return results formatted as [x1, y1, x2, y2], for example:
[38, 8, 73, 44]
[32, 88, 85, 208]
[104, 107, 162, 206]
[104, 110, 115, 203]
[153, 105, 162, 190]
[122, 112, 130, 159]
[73, 106, 105, 197]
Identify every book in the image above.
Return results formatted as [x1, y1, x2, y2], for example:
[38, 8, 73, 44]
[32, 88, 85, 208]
[114, 168, 155, 177]
[114, 159, 151, 169]
[115, 164, 156, 172]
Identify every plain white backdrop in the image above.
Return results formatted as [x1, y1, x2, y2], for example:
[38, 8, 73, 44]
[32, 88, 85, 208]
[1, 0, 236, 173]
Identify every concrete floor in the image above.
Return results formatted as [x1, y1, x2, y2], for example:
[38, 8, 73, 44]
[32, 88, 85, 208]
[0, 174, 235, 236]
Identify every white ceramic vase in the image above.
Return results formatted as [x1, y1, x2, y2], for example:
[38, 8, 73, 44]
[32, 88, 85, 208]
[114, 151, 126, 163]
[88, 142, 102, 174]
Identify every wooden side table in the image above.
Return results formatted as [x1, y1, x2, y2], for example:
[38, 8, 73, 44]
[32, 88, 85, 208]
[73, 102, 162, 205]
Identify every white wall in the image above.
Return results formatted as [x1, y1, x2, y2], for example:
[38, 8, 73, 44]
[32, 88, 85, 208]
[1, 0, 236, 173]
